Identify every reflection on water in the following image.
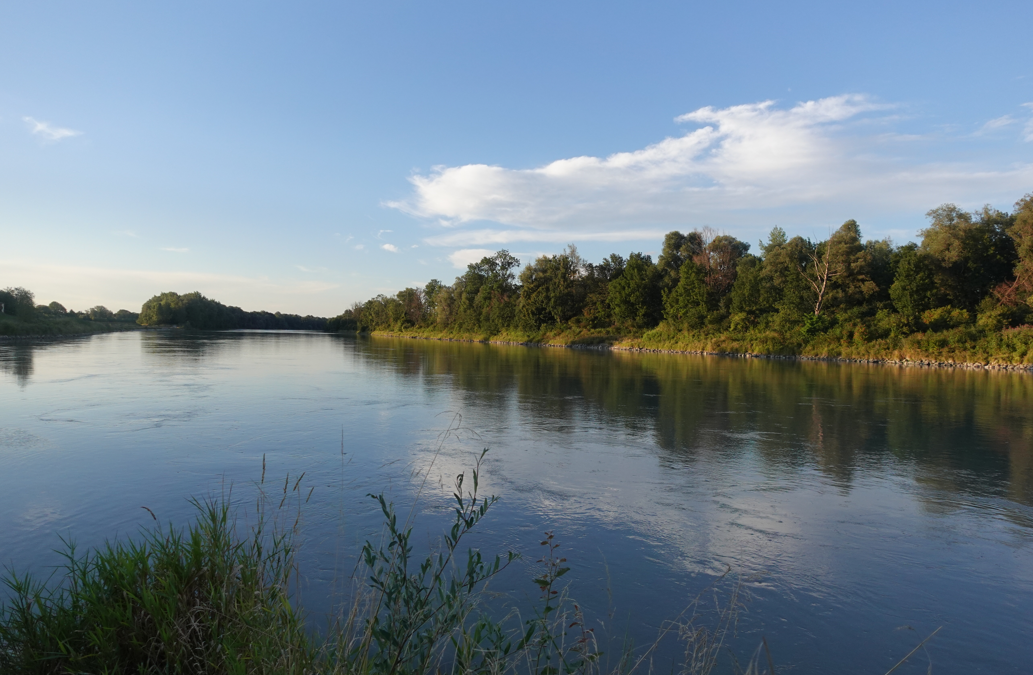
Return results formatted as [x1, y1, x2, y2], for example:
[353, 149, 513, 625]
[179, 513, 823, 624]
[1, 332, 1031, 674]
[0, 341, 36, 386]
[356, 338, 1033, 509]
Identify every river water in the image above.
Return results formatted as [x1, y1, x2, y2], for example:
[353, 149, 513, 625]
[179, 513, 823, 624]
[1, 330, 1031, 673]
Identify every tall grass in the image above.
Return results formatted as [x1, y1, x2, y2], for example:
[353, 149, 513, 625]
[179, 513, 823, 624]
[0, 496, 312, 674]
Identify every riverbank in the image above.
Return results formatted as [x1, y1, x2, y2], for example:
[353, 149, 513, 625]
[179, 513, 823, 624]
[0, 314, 142, 339]
[368, 324, 1033, 373]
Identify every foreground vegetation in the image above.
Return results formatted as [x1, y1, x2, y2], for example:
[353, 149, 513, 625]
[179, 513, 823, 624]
[335, 193, 1033, 366]
[1, 450, 942, 675]
[0, 453, 771, 675]
[0, 287, 140, 337]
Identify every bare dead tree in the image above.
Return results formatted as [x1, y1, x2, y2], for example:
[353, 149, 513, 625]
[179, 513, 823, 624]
[801, 241, 839, 316]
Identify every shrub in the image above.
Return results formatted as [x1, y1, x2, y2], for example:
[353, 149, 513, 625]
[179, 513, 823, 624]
[921, 306, 970, 332]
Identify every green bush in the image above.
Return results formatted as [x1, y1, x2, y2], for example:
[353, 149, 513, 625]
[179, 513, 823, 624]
[921, 306, 970, 331]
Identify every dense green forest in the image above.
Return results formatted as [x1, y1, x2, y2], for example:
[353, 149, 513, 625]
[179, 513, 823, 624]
[0, 287, 140, 336]
[137, 291, 328, 330]
[333, 194, 1033, 364]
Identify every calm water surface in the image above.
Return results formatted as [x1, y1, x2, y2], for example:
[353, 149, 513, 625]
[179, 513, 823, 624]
[2, 331, 1031, 673]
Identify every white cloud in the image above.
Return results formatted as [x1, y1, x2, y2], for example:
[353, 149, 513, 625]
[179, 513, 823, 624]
[388, 95, 1033, 244]
[161, 247, 189, 253]
[381, 243, 399, 253]
[296, 265, 327, 273]
[354, 244, 365, 250]
[112, 230, 138, 238]
[447, 248, 495, 269]
[1024, 103, 1033, 142]
[23, 116, 81, 141]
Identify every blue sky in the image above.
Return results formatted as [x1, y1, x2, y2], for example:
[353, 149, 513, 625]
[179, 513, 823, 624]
[2, 1, 1032, 315]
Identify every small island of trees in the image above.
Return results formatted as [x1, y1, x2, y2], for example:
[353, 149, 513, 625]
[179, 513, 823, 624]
[136, 292, 328, 331]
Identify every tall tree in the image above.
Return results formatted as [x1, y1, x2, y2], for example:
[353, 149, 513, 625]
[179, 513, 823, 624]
[608, 253, 662, 329]
[457, 250, 521, 333]
[518, 245, 587, 330]
[759, 232, 814, 323]
[663, 260, 711, 329]
[999, 193, 1033, 307]
[656, 231, 704, 289]
[729, 255, 774, 326]
[0, 287, 36, 319]
[825, 220, 877, 311]
[890, 244, 936, 329]
[920, 203, 1016, 310]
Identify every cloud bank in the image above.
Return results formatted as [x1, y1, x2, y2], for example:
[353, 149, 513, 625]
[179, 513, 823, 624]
[389, 95, 1033, 246]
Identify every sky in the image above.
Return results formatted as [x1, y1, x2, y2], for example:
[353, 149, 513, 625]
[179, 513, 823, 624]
[2, 1, 1032, 316]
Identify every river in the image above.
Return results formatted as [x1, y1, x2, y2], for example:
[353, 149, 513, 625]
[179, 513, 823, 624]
[1, 330, 1031, 673]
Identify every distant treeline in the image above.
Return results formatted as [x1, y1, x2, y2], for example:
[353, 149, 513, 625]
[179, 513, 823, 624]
[334, 193, 1033, 342]
[137, 291, 328, 330]
[0, 286, 139, 323]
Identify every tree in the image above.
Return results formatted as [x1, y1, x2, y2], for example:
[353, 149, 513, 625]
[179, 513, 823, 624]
[575, 254, 625, 328]
[87, 306, 114, 321]
[456, 250, 521, 333]
[656, 231, 703, 290]
[695, 229, 750, 301]
[757, 230, 813, 325]
[518, 245, 587, 330]
[823, 220, 878, 312]
[998, 192, 1033, 306]
[890, 244, 936, 329]
[396, 287, 426, 326]
[422, 279, 444, 319]
[663, 260, 711, 329]
[0, 287, 36, 319]
[920, 203, 1016, 310]
[608, 253, 662, 329]
[728, 255, 773, 326]
[138, 292, 187, 325]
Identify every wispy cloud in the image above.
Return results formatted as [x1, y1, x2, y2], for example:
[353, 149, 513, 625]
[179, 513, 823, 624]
[296, 265, 328, 273]
[381, 243, 399, 253]
[425, 228, 668, 247]
[23, 116, 81, 142]
[111, 230, 139, 238]
[388, 95, 1033, 244]
[161, 247, 189, 253]
[1024, 103, 1033, 142]
[980, 115, 1017, 132]
[354, 244, 365, 250]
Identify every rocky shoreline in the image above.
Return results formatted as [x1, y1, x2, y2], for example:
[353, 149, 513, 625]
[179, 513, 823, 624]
[372, 332, 1033, 374]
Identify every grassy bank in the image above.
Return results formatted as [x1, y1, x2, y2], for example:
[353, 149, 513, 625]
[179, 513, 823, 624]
[0, 313, 141, 338]
[370, 323, 1033, 369]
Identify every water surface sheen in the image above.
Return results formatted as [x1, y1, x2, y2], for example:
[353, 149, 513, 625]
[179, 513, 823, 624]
[2, 331, 1031, 673]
